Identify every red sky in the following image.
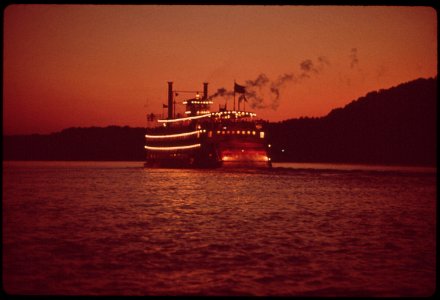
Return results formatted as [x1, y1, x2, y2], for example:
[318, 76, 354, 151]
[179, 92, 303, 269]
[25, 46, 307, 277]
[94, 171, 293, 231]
[3, 5, 437, 135]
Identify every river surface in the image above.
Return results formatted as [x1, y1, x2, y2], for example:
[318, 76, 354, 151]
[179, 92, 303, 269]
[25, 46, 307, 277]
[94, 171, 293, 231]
[2, 161, 436, 296]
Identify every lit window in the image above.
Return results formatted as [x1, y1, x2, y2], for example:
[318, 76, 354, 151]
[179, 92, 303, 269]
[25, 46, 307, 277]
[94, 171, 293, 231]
[260, 132, 265, 139]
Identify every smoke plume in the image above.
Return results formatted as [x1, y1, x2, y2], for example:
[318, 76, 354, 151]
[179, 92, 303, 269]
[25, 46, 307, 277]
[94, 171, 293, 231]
[349, 48, 359, 69]
[209, 56, 330, 110]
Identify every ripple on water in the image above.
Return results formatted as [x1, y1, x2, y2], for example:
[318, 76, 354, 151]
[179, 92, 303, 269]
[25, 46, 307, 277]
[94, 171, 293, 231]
[2, 161, 436, 296]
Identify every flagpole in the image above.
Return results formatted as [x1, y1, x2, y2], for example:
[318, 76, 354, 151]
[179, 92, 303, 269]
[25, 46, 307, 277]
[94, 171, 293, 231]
[233, 80, 236, 111]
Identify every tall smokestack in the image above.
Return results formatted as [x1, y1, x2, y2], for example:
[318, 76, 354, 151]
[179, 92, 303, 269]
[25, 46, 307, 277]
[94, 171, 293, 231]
[167, 81, 173, 119]
[203, 82, 208, 100]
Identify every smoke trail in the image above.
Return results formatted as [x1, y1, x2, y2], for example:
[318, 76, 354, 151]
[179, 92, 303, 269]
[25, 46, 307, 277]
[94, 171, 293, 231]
[245, 73, 270, 87]
[209, 56, 330, 110]
[350, 48, 359, 69]
[244, 74, 270, 109]
[208, 87, 234, 100]
[268, 73, 296, 109]
[299, 56, 330, 79]
[300, 59, 316, 76]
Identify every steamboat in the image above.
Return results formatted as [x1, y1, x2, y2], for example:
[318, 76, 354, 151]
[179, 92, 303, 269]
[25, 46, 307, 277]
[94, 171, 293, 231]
[144, 82, 271, 168]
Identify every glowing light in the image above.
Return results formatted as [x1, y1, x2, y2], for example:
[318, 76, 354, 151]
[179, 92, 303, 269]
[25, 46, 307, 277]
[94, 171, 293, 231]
[260, 132, 265, 139]
[210, 110, 257, 119]
[268, 144, 271, 148]
[252, 131, 256, 135]
[144, 144, 201, 151]
[158, 113, 211, 123]
[281, 149, 285, 152]
[196, 110, 210, 115]
[185, 111, 191, 114]
[187, 100, 213, 104]
[145, 130, 201, 139]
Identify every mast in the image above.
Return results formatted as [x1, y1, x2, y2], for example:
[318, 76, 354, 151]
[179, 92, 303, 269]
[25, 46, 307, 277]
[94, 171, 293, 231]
[167, 81, 173, 119]
[233, 80, 236, 111]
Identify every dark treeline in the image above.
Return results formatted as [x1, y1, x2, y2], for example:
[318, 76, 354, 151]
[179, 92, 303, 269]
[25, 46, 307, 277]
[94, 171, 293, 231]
[3, 77, 437, 165]
[267, 77, 437, 166]
[3, 126, 146, 161]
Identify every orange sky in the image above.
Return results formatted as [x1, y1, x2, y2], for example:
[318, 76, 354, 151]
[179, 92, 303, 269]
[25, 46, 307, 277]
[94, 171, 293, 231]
[3, 5, 437, 134]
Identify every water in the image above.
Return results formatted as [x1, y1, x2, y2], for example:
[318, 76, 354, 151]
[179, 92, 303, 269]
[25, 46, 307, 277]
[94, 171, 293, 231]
[3, 161, 436, 296]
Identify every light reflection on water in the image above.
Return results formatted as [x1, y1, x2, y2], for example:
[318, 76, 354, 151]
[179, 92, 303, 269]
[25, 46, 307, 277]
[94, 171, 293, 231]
[2, 161, 436, 296]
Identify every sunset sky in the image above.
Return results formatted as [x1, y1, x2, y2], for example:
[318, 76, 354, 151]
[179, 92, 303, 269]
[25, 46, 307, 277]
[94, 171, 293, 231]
[3, 5, 437, 135]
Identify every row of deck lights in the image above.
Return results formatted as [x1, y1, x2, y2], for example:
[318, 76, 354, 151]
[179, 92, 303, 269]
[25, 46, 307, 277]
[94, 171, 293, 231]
[157, 111, 256, 123]
[216, 130, 256, 136]
[145, 129, 206, 139]
[144, 144, 201, 151]
[182, 100, 213, 105]
[212, 111, 257, 118]
[184, 110, 211, 115]
[146, 128, 264, 140]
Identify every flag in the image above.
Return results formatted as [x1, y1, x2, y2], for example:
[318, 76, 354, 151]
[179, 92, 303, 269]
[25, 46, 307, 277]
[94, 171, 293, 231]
[238, 94, 247, 103]
[234, 82, 246, 93]
[162, 104, 168, 108]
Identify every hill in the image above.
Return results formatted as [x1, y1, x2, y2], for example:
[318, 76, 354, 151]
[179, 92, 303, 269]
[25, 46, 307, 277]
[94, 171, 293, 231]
[267, 77, 437, 165]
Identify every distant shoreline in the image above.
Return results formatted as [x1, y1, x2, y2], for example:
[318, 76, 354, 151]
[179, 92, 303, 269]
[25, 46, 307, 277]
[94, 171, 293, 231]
[2, 159, 436, 168]
[3, 77, 437, 166]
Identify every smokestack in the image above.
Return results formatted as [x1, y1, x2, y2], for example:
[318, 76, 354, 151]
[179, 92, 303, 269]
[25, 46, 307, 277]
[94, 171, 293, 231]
[203, 82, 208, 100]
[167, 81, 173, 119]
